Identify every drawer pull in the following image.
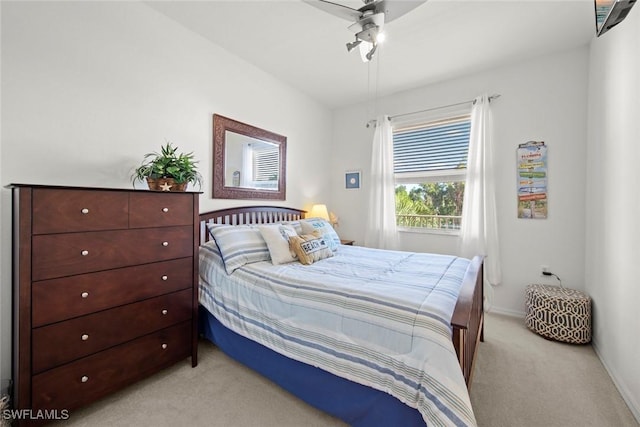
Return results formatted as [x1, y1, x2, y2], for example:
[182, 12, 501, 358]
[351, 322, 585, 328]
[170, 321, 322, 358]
[161, 275, 168, 281]
[81, 250, 89, 256]
[162, 241, 169, 247]
[81, 208, 90, 214]
[81, 292, 89, 298]
[161, 309, 168, 315]
[162, 343, 168, 349]
[81, 376, 89, 383]
[162, 207, 169, 213]
[81, 334, 89, 341]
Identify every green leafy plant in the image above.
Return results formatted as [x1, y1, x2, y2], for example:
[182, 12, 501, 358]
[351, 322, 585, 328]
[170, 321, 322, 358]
[132, 142, 202, 187]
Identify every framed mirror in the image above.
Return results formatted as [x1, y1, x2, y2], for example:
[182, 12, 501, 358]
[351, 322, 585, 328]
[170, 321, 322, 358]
[213, 114, 286, 200]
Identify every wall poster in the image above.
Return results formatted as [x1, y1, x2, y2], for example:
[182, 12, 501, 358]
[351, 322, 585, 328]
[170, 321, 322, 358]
[517, 141, 547, 219]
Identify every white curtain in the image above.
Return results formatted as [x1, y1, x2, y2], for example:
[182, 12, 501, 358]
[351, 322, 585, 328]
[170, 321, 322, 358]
[364, 115, 399, 250]
[459, 95, 502, 286]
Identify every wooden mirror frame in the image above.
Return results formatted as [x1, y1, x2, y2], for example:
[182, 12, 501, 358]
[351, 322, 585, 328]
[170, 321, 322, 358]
[212, 114, 286, 200]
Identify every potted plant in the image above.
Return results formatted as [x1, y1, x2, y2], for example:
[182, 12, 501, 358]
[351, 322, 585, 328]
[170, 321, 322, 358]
[132, 142, 202, 191]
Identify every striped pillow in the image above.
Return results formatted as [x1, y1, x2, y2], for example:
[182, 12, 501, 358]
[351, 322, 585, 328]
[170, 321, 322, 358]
[206, 224, 270, 274]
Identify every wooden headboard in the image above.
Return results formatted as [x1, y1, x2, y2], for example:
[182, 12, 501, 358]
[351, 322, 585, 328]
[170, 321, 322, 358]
[199, 205, 306, 245]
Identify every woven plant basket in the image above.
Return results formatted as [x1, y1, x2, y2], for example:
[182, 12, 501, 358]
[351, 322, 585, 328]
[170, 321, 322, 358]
[146, 177, 187, 192]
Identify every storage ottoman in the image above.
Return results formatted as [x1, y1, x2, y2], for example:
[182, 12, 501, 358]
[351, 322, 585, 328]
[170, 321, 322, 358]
[525, 284, 592, 344]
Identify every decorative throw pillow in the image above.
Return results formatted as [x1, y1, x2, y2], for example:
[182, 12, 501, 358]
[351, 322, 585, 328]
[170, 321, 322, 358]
[289, 231, 334, 265]
[258, 224, 298, 265]
[300, 218, 341, 251]
[282, 220, 303, 235]
[207, 224, 271, 274]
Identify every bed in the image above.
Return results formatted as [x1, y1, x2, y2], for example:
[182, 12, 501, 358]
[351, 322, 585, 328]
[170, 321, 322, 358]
[198, 206, 484, 427]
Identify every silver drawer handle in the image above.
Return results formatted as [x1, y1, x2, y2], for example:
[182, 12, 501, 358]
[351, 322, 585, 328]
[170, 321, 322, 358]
[162, 343, 168, 349]
[161, 275, 168, 281]
[81, 208, 90, 214]
[162, 207, 169, 213]
[81, 292, 89, 298]
[81, 376, 89, 383]
[81, 334, 89, 341]
[162, 241, 169, 247]
[81, 250, 89, 256]
[161, 309, 168, 315]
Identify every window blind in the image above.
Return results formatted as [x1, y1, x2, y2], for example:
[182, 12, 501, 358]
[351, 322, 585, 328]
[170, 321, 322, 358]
[253, 146, 279, 182]
[393, 116, 471, 174]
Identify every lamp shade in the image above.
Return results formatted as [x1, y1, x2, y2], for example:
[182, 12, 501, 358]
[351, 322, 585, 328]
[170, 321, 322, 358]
[308, 204, 330, 221]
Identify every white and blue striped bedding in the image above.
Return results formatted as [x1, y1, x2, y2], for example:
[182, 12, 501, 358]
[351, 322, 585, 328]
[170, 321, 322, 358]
[199, 242, 477, 426]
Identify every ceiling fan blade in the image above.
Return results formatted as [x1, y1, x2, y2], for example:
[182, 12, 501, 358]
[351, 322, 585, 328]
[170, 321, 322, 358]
[303, 0, 363, 22]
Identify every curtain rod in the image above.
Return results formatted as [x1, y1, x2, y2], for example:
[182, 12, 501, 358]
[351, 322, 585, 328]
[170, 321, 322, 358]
[366, 93, 501, 128]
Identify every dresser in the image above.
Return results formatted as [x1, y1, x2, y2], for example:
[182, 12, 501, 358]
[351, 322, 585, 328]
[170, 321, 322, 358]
[10, 184, 199, 422]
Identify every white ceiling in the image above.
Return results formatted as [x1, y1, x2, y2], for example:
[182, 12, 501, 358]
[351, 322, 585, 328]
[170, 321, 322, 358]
[146, 0, 595, 109]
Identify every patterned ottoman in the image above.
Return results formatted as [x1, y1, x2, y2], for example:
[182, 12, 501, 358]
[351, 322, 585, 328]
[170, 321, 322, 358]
[525, 284, 592, 344]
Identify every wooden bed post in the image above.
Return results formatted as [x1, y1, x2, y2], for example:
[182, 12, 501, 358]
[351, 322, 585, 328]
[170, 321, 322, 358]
[451, 256, 484, 388]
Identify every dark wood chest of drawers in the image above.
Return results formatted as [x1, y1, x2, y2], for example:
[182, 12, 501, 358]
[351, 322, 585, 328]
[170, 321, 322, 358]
[10, 185, 199, 422]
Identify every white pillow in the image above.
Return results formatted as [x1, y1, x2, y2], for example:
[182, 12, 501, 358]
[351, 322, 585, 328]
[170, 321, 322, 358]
[258, 224, 298, 265]
[282, 220, 302, 235]
[206, 224, 271, 274]
[300, 218, 341, 251]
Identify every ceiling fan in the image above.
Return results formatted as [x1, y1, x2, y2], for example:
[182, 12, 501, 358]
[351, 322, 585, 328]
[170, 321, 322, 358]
[304, 0, 427, 61]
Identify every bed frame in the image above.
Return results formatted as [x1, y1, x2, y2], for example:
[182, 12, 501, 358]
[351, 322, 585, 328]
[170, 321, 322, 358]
[199, 205, 484, 388]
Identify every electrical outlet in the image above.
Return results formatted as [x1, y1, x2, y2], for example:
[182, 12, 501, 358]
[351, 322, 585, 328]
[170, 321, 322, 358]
[540, 265, 550, 275]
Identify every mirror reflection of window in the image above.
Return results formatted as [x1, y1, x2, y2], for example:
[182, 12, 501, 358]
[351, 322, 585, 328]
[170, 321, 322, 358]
[250, 143, 279, 189]
[224, 131, 279, 190]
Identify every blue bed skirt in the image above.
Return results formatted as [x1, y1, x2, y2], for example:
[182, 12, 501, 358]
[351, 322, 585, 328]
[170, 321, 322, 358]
[199, 306, 425, 427]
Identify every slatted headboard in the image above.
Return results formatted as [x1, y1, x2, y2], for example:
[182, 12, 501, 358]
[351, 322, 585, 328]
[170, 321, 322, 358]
[199, 205, 306, 245]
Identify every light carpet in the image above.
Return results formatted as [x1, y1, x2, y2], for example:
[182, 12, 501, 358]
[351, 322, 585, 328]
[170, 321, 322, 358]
[59, 313, 638, 426]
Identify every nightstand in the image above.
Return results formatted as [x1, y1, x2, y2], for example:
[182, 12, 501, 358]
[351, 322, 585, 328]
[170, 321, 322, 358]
[340, 239, 355, 246]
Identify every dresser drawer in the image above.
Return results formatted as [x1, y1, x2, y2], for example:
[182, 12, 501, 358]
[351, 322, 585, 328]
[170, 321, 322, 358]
[32, 189, 129, 234]
[32, 258, 193, 327]
[129, 192, 193, 228]
[32, 226, 193, 281]
[32, 289, 192, 373]
[32, 321, 191, 411]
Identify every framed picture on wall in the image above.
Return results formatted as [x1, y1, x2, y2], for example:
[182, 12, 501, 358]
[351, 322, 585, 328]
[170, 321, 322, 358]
[345, 171, 361, 189]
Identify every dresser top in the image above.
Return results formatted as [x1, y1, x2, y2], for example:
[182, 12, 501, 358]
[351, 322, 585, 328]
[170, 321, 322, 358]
[6, 183, 202, 194]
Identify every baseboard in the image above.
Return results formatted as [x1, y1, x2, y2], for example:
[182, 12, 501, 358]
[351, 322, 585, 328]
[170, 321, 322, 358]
[486, 306, 525, 318]
[591, 341, 640, 424]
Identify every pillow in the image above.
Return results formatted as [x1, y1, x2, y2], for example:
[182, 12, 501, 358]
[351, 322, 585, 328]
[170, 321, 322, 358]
[258, 224, 298, 265]
[300, 218, 341, 251]
[207, 224, 270, 274]
[289, 231, 334, 265]
[282, 220, 302, 235]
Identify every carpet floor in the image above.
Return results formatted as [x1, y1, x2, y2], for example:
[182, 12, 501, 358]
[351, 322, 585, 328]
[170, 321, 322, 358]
[59, 313, 638, 426]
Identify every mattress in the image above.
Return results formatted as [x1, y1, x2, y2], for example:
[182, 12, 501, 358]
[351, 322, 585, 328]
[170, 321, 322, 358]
[199, 242, 476, 426]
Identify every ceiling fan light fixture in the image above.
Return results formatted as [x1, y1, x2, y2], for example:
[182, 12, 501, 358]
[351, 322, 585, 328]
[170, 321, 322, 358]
[365, 43, 378, 61]
[304, 0, 427, 61]
[358, 40, 373, 62]
[355, 23, 379, 44]
[346, 39, 362, 52]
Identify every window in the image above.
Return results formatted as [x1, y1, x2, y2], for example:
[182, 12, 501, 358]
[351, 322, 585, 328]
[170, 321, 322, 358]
[393, 115, 471, 231]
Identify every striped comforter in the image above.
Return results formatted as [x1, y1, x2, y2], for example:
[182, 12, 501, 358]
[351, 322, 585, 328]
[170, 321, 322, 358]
[199, 242, 476, 426]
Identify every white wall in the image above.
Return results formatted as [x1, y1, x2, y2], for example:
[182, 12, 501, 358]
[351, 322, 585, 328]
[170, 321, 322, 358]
[586, 6, 640, 421]
[331, 47, 590, 316]
[0, 1, 4, 397]
[0, 1, 333, 387]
